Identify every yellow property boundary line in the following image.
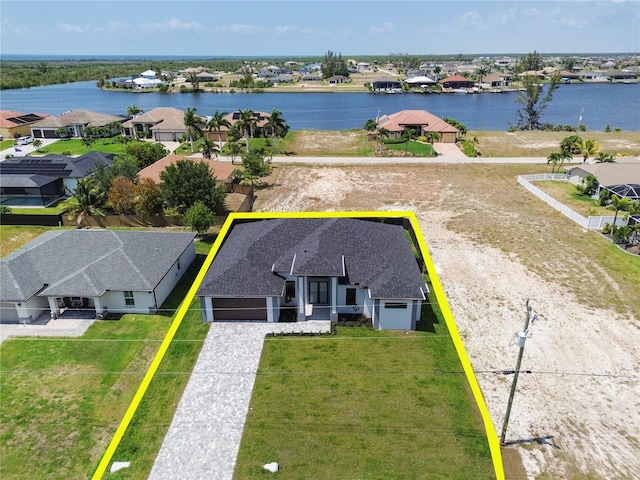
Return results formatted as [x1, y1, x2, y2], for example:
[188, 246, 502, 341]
[92, 210, 504, 479]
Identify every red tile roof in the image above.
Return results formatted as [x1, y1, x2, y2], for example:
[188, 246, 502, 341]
[377, 110, 459, 134]
[138, 155, 236, 184]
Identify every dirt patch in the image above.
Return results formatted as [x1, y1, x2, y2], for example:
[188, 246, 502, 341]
[285, 129, 370, 156]
[255, 163, 640, 480]
[470, 130, 640, 157]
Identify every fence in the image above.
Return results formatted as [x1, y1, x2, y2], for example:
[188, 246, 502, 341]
[517, 175, 629, 231]
[0, 213, 62, 226]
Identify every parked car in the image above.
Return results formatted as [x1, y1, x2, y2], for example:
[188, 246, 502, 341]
[17, 136, 34, 145]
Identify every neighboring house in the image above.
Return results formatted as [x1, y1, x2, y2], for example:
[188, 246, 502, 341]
[481, 73, 513, 88]
[377, 110, 460, 143]
[404, 76, 437, 87]
[566, 160, 640, 200]
[195, 72, 219, 82]
[327, 75, 350, 84]
[271, 74, 294, 84]
[439, 74, 474, 89]
[0, 230, 196, 323]
[122, 107, 204, 141]
[300, 73, 322, 82]
[29, 110, 125, 139]
[140, 69, 157, 79]
[128, 77, 163, 89]
[0, 111, 50, 139]
[357, 62, 371, 72]
[0, 152, 116, 205]
[138, 154, 236, 187]
[371, 76, 402, 92]
[196, 218, 428, 330]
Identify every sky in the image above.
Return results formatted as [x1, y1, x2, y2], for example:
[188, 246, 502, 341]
[1, 0, 639, 57]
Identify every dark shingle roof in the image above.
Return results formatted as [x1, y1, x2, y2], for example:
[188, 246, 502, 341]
[1, 230, 195, 301]
[197, 218, 426, 300]
[0, 152, 115, 179]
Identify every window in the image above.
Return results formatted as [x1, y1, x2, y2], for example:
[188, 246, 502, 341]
[124, 291, 135, 307]
[177, 258, 181, 271]
[309, 280, 329, 305]
[346, 288, 357, 306]
[385, 302, 407, 309]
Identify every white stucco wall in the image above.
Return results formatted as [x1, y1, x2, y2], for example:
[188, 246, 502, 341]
[0, 302, 19, 323]
[378, 300, 414, 330]
[100, 290, 156, 314]
[153, 243, 196, 310]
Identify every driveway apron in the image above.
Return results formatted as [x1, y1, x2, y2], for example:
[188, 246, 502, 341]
[149, 321, 331, 480]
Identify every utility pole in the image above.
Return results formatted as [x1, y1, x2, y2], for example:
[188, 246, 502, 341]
[499, 299, 536, 446]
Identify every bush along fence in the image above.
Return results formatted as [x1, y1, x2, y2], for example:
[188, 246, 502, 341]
[517, 174, 629, 230]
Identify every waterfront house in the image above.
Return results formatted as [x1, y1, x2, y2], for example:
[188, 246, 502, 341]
[439, 74, 474, 90]
[0, 230, 196, 323]
[0, 111, 50, 139]
[377, 110, 459, 143]
[122, 107, 204, 141]
[29, 110, 125, 139]
[196, 217, 428, 330]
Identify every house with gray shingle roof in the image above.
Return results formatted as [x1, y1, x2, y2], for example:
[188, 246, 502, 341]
[0, 230, 196, 324]
[196, 218, 428, 330]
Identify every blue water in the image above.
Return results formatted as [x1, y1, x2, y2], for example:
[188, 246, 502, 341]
[0, 81, 638, 131]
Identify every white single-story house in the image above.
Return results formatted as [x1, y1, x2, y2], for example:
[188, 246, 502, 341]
[0, 230, 196, 324]
[196, 218, 429, 330]
[566, 160, 640, 200]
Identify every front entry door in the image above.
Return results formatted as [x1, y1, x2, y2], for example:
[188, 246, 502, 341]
[308, 279, 329, 305]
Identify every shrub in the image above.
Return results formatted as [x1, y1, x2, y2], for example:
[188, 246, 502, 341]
[612, 226, 631, 244]
[601, 223, 612, 234]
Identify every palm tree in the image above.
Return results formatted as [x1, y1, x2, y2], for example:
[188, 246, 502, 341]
[425, 131, 441, 145]
[433, 65, 442, 81]
[610, 194, 631, 233]
[476, 66, 489, 86]
[200, 138, 218, 159]
[126, 104, 143, 118]
[402, 127, 416, 155]
[376, 127, 390, 155]
[227, 141, 243, 165]
[580, 139, 600, 163]
[206, 111, 231, 150]
[183, 107, 203, 153]
[236, 108, 257, 152]
[61, 176, 107, 227]
[595, 152, 616, 163]
[32, 139, 43, 150]
[266, 108, 288, 154]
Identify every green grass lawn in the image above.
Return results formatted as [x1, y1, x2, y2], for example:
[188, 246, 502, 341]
[0, 225, 68, 257]
[1, 139, 16, 150]
[534, 180, 612, 217]
[31, 138, 136, 156]
[234, 296, 495, 479]
[386, 140, 437, 157]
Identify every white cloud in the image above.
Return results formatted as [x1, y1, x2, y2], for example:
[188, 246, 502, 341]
[139, 18, 204, 32]
[107, 21, 130, 31]
[274, 25, 296, 34]
[57, 23, 91, 33]
[457, 11, 486, 30]
[0, 19, 33, 35]
[221, 23, 263, 35]
[369, 22, 395, 34]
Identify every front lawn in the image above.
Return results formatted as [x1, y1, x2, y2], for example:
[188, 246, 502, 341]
[234, 298, 495, 479]
[385, 140, 437, 157]
[31, 138, 141, 156]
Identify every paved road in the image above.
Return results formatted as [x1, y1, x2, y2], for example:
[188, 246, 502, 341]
[149, 321, 331, 480]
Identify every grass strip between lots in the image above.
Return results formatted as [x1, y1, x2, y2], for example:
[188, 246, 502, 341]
[90, 219, 233, 478]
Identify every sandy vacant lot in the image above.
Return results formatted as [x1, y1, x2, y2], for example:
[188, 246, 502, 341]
[253, 162, 639, 480]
